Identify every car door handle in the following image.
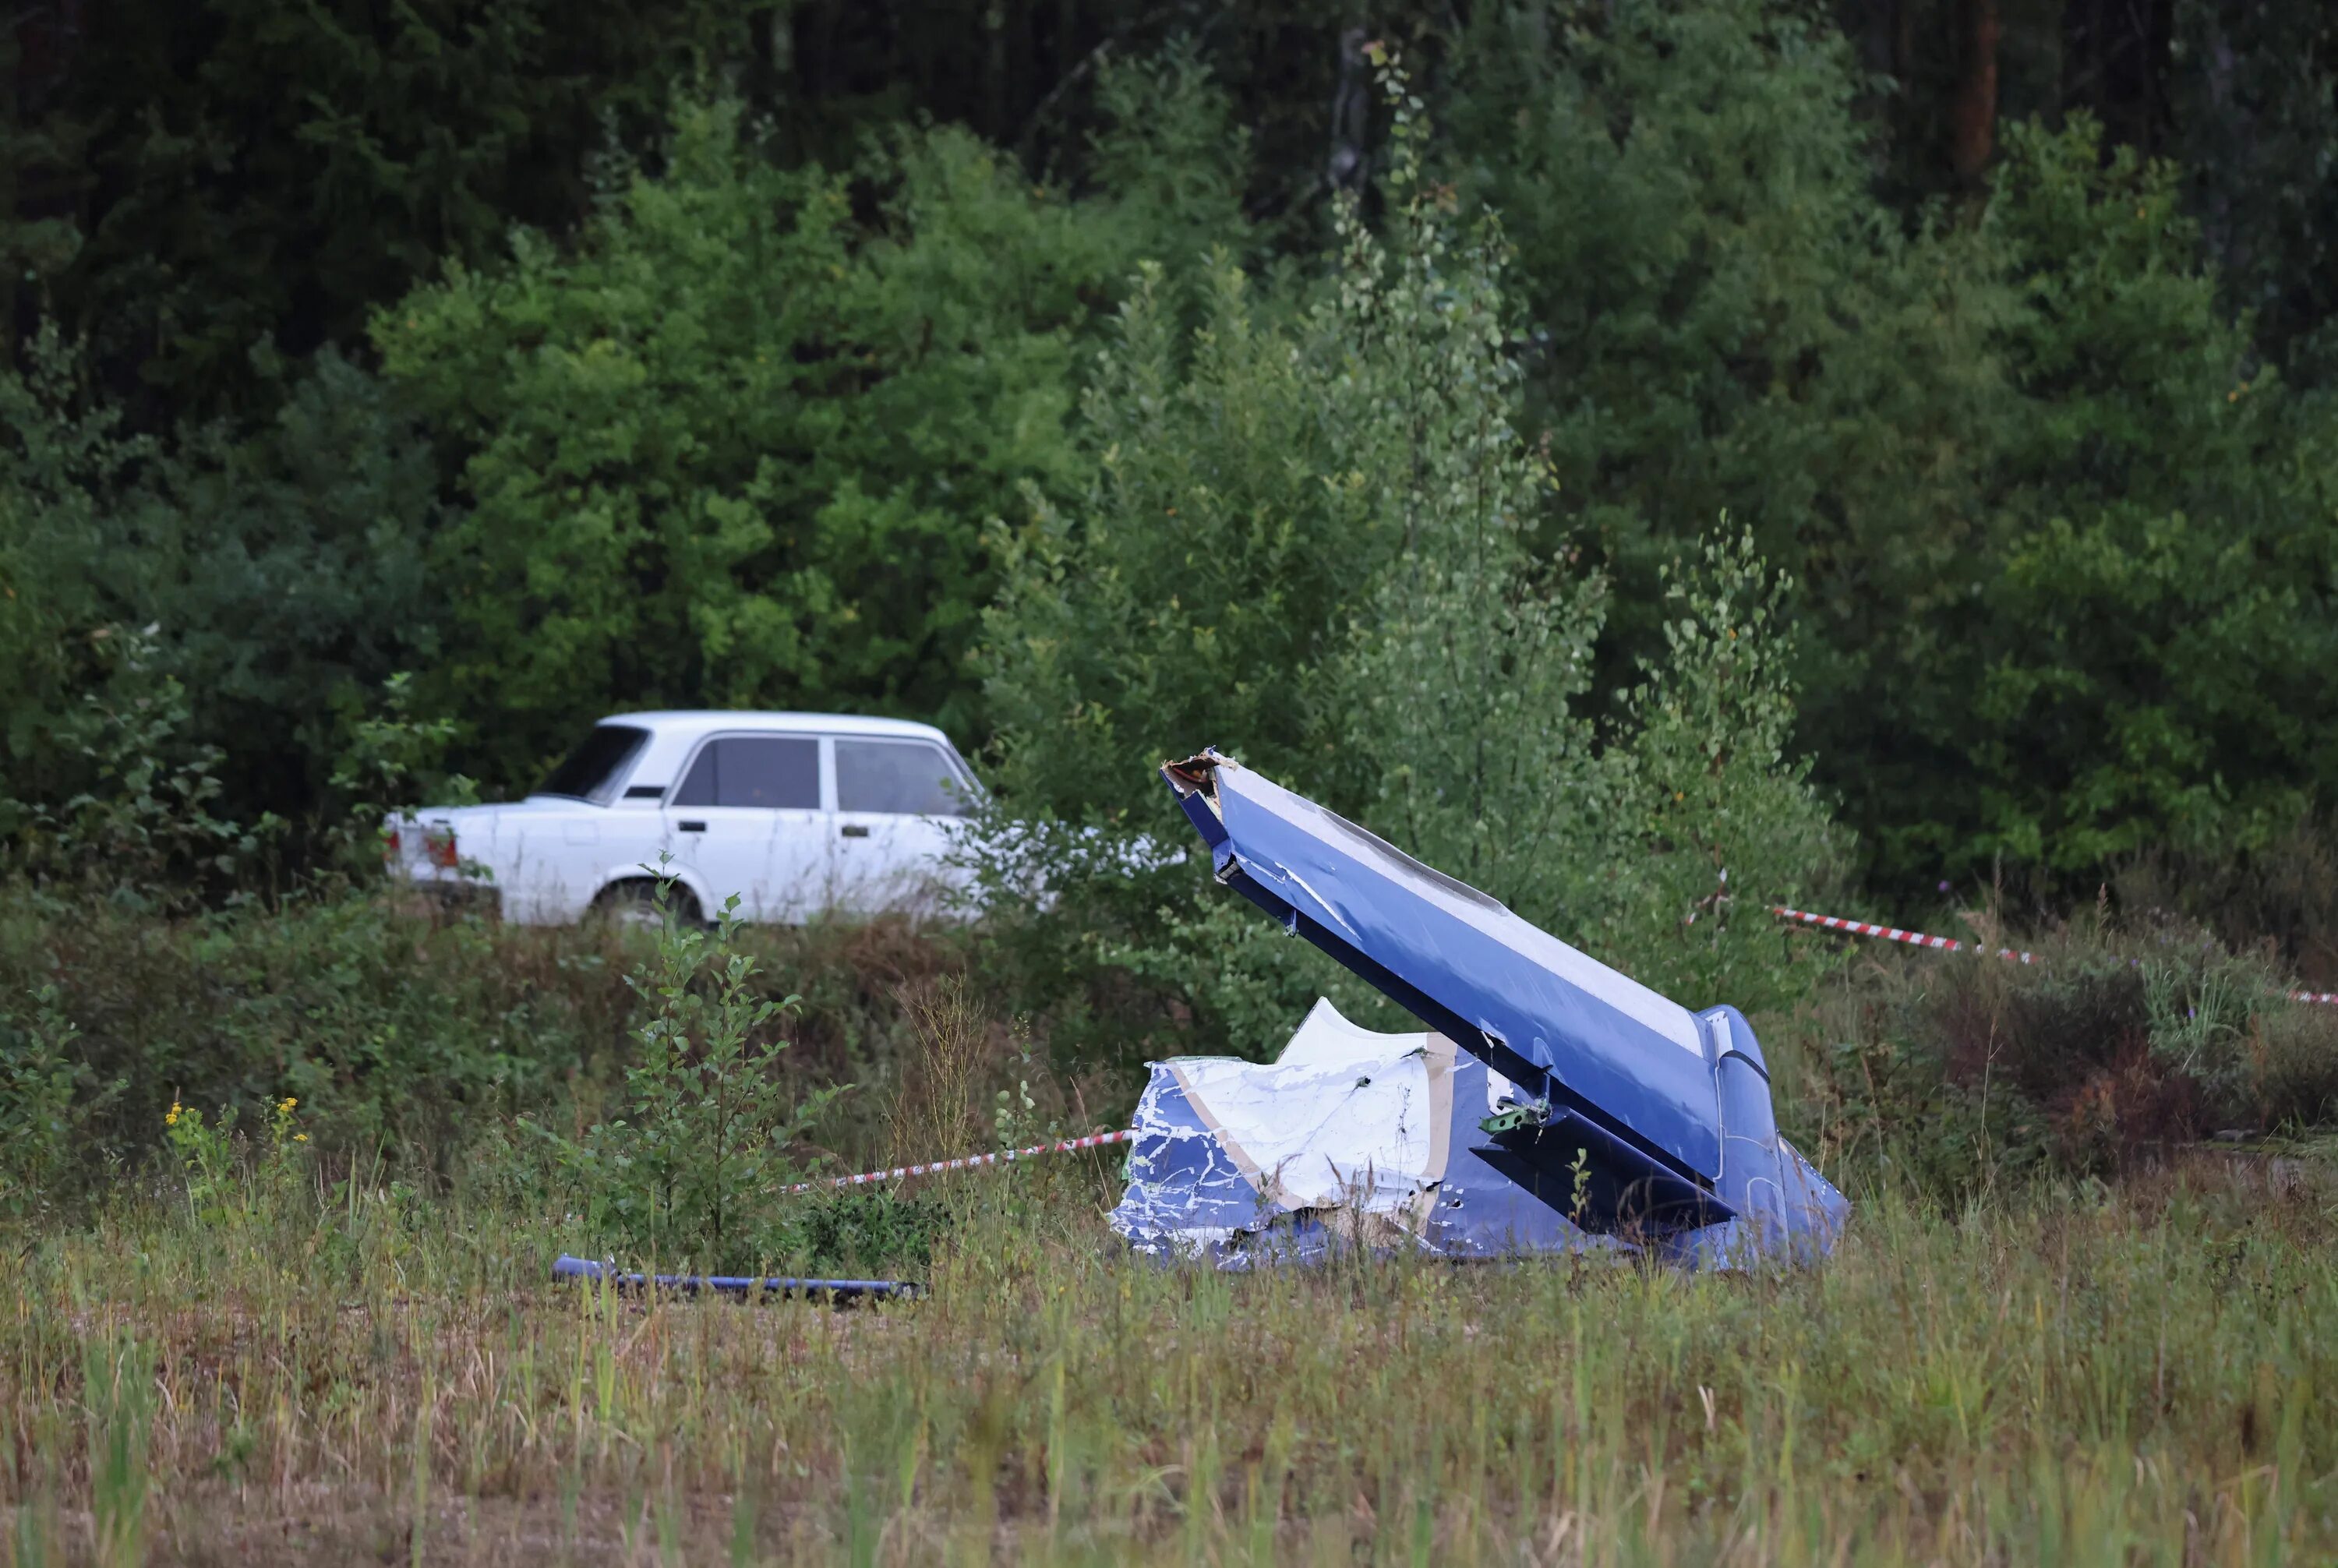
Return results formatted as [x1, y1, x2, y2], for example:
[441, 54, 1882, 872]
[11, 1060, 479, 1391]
[840, 823, 871, 839]
[677, 821, 706, 833]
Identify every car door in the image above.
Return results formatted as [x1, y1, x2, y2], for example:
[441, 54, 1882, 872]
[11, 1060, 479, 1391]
[828, 736, 980, 916]
[662, 733, 828, 922]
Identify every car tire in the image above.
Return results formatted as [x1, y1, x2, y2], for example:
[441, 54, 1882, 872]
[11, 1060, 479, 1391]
[592, 879, 705, 931]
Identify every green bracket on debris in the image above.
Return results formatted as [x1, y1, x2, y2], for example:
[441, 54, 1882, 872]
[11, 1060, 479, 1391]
[1478, 1104, 1547, 1136]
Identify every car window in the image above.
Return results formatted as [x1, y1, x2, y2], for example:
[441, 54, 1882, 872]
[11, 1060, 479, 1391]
[835, 739, 973, 817]
[671, 736, 821, 810]
[538, 724, 650, 805]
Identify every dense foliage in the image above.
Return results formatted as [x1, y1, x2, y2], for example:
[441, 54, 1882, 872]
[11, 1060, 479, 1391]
[373, 104, 1119, 781]
[1449, 3, 2338, 888]
[9, 0, 2336, 898]
[973, 51, 1838, 1060]
[0, 0, 745, 416]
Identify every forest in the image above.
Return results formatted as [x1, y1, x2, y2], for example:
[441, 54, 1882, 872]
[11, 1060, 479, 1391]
[7, 2, 2338, 1563]
[8, 0, 2338, 897]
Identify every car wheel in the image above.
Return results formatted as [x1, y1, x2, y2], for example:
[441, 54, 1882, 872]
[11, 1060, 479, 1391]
[592, 879, 704, 931]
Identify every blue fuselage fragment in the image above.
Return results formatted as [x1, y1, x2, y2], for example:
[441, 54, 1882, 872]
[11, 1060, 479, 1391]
[1122, 749, 1847, 1268]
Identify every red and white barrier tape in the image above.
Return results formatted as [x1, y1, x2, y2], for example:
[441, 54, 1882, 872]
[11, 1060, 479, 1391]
[1771, 903, 2338, 1006]
[1770, 905, 2036, 965]
[788, 1128, 1135, 1195]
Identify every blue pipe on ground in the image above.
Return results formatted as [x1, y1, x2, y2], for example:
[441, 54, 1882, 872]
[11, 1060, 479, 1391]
[551, 1253, 920, 1301]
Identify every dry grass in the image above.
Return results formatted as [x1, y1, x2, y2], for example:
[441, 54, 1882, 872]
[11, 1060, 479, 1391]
[5, 1146, 2337, 1566]
[885, 974, 1004, 1169]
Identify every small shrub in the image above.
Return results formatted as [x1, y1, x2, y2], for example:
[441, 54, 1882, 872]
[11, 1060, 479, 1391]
[0, 984, 106, 1222]
[322, 669, 479, 872]
[3, 626, 277, 909]
[2252, 1005, 2338, 1132]
[792, 1188, 951, 1275]
[1792, 989, 2050, 1202]
[1789, 909, 2338, 1193]
[1930, 949, 2157, 1121]
[992, 1040, 1044, 1151]
[529, 873, 843, 1271]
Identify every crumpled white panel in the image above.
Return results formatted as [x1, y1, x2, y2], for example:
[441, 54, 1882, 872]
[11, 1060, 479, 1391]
[1164, 998, 1453, 1212]
[1111, 998, 1640, 1265]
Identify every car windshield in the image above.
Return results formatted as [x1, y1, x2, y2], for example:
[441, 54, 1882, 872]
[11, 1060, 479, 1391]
[537, 725, 650, 804]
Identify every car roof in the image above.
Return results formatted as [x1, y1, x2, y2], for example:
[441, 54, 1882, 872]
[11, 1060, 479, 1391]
[600, 711, 955, 745]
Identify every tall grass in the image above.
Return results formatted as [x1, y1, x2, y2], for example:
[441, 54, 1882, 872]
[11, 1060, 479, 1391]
[886, 974, 1000, 1167]
[3, 1148, 2333, 1564]
[15, 876, 2338, 1560]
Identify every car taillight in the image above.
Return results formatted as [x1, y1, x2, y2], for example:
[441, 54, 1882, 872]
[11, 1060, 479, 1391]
[423, 825, 459, 869]
[383, 826, 402, 860]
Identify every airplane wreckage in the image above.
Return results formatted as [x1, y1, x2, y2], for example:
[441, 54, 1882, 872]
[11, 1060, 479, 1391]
[1110, 750, 1848, 1270]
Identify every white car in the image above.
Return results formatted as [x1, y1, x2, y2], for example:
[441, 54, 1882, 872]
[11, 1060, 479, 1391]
[386, 712, 984, 924]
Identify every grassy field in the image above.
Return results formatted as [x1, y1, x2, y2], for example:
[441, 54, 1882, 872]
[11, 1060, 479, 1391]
[11, 887, 2338, 1564]
[6, 1144, 2336, 1566]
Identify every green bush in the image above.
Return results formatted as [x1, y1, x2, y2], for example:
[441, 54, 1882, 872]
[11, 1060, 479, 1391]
[0, 892, 625, 1178]
[2251, 1004, 2338, 1132]
[373, 72, 1250, 794]
[1, 627, 274, 909]
[970, 49, 1843, 1065]
[0, 333, 450, 848]
[0, 854, 1126, 1252]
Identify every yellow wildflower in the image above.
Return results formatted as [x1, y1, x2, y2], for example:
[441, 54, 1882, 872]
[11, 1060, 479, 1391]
[279, 1097, 297, 1113]
[166, 1100, 182, 1127]
[294, 1133, 309, 1143]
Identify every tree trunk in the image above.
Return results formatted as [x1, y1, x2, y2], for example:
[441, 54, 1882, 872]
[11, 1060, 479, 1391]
[1327, 25, 1369, 193]
[1, 5, 19, 372]
[1856, 0, 1900, 80]
[1951, 0, 2001, 182]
